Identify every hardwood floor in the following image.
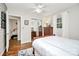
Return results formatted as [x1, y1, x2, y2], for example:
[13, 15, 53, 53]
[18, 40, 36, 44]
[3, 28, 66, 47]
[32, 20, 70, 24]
[3, 39, 32, 56]
[4, 39, 21, 56]
[21, 42, 32, 50]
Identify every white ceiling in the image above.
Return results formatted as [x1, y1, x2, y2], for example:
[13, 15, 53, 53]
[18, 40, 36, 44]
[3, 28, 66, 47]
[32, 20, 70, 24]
[5, 3, 78, 16]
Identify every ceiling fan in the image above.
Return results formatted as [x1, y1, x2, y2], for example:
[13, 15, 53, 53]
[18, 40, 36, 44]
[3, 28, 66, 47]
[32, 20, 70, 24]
[32, 3, 45, 13]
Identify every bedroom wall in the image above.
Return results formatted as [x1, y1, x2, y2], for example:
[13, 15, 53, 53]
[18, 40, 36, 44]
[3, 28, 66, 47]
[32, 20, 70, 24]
[42, 15, 52, 27]
[62, 4, 79, 40]
[9, 19, 17, 38]
[7, 7, 43, 44]
[53, 4, 79, 40]
[7, 9, 31, 44]
[66, 4, 79, 40]
[0, 3, 7, 55]
[62, 11, 70, 38]
[53, 14, 63, 37]
[7, 4, 79, 45]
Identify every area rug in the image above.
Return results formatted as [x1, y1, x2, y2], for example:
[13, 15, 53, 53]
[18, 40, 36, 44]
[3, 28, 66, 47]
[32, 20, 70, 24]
[18, 48, 34, 56]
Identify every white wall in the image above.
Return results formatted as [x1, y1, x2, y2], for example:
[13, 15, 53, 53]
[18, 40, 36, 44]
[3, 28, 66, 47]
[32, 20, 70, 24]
[9, 19, 17, 38]
[7, 9, 31, 44]
[42, 16, 52, 27]
[53, 14, 63, 37]
[62, 11, 70, 38]
[0, 3, 7, 55]
[53, 4, 79, 40]
[67, 4, 79, 39]
[7, 4, 79, 46]
[7, 8, 44, 44]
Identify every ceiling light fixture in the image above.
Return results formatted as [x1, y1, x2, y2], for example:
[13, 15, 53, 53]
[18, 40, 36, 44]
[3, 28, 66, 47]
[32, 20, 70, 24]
[35, 8, 42, 13]
[34, 3, 44, 13]
[37, 3, 44, 8]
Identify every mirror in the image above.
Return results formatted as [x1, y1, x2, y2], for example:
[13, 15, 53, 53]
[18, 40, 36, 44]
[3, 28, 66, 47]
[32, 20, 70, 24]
[31, 18, 42, 40]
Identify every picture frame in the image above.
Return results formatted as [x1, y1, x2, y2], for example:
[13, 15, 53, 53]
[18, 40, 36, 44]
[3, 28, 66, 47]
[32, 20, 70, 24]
[1, 20, 5, 29]
[1, 12, 6, 29]
[24, 20, 29, 25]
[57, 17, 62, 28]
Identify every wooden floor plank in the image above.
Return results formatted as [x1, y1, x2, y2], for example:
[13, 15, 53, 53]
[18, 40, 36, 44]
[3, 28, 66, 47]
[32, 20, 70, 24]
[3, 39, 32, 56]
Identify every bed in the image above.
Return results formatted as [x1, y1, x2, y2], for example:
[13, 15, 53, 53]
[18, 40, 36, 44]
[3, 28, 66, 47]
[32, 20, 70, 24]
[32, 36, 79, 56]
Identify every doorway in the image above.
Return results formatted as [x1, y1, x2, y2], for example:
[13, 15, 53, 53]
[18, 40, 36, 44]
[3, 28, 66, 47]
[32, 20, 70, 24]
[6, 15, 21, 55]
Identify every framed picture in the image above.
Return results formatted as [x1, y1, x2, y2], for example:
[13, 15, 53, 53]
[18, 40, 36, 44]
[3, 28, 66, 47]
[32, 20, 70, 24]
[57, 17, 62, 28]
[1, 12, 6, 29]
[1, 20, 5, 29]
[24, 20, 29, 25]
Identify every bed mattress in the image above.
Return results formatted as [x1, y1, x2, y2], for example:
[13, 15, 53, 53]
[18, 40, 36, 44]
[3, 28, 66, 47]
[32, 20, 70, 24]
[32, 36, 79, 56]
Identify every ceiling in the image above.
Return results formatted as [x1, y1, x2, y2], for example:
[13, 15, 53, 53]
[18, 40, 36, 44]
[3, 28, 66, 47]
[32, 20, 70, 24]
[5, 3, 78, 16]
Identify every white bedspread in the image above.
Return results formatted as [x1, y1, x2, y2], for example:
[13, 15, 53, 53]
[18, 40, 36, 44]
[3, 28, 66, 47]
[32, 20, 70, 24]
[32, 36, 79, 56]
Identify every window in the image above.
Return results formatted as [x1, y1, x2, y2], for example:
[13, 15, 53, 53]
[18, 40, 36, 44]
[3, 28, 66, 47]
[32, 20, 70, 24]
[57, 17, 62, 28]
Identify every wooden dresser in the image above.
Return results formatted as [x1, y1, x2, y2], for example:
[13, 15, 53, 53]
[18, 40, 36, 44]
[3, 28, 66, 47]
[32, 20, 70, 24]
[31, 27, 53, 41]
[44, 27, 53, 36]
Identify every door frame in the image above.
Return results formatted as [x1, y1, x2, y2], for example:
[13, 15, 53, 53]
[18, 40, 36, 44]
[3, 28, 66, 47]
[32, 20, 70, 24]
[6, 13, 21, 52]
